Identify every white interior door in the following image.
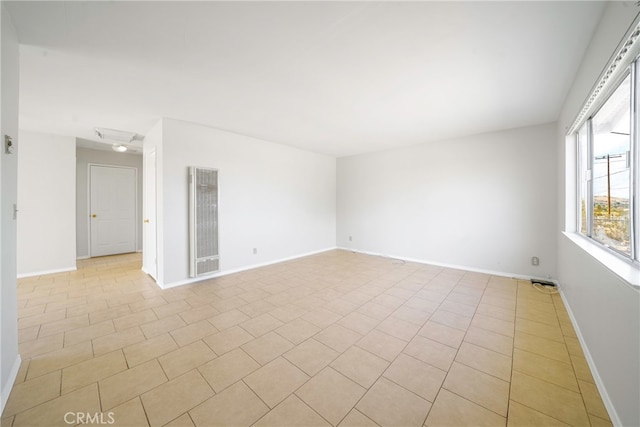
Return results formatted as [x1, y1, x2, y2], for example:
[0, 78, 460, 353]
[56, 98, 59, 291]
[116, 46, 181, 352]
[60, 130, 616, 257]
[90, 165, 136, 257]
[143, 149, 157, 279]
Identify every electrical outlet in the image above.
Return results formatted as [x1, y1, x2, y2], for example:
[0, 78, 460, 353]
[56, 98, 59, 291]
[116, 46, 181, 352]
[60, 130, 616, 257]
[253, 248, 257, 255]
[531, 256, 539, 266]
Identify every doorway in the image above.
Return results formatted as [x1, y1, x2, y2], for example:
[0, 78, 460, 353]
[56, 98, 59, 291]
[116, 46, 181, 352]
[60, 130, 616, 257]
[89, 164, 137, 257]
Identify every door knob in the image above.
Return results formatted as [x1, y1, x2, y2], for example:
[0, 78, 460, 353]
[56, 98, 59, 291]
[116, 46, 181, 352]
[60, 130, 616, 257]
[91, 214, 97, 218]
[144, 219, 150, 223]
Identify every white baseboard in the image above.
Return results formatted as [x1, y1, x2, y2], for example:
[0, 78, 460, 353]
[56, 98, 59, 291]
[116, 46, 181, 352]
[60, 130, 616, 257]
[16, 266, 76, 279]
[1, 354, 22, 415]
[558, 289, 620, 426]
[158, 247, 337, 290]
[76, 255, 90, 260]
[336, 247, 557, 284]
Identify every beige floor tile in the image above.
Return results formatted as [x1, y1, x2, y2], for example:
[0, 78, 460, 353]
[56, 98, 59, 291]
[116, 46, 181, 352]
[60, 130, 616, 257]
[158, 340, 216, 379]
[113, 309, 158, 331]
[296, 367, 366, 426]
[510, 371, 589, 426]
[254, 395, 330, 427]
[455, 342, 512, 381]
[203, 325, 254, 355]
[169, 320, 218, 347]
[419, 321, 465, 349]
[476, 303, 516, 322]
[429, 309, 472, 331]
[164, 413, 195, 427]
[242, 331, 295, 365]
[240, 313, 284, 337]
[513, 349, 578, 392]
[439, 299, 477, 317]
[90, 306, 133, 324]
[507, 401, 569, 426]
[357, 301, 395, 321]
[99, 359, 168, 410]
[245, 357, 309, 408]
[140, 314, 187, 339]
[109, 397, 151, 427]
[578, 380, 610, 420]
[123, 333, 179, 367]
[464, 326, 514, 356]
[338, 312, 379, 335]
[403, 336, 456, 371]
[93, 326, 146, 355]
[314, 324, 362, 353]
[515, 318, 564, 343]
[471, 313, 514, 337]
[589, 413, 614, 427]
[26, 341, 93, 380]
[141, 369, 214, 427]
[302, 308, 343, 329]
[62, 349, 128, 394]
[563, 335, 585, 357]
[19, 333, 64, 359]
[17, 308, 66, 330]
[189, 381, 269, 427]
[64, 320, 115, 346]
[275, 318, 321, 345]
[208, 309, 251, 330]
[199, 348, 260, 392]
[383, 353, 446, 402]
[356, 330, 406, 362]
[444, 362, 510, 416]
[178, 304, 219, 325]
[338, 409, 379, 426]
[425, 389, 505, 427]
[270, 304, 308, 323]
[375, 316, 420, 342]
[513, 331, 570, 363]
[391, 305, 432, 325]
[330, 346, 389, 388]
[18, 325, 40, 343]
[3, 371, 61, 417]
[570, 353, 595, 383]
[12, 383, 100, 427]
[153, 300, 191, 319]
[129, 295, 167, 313]
[516, 306, 560, 327]
[38, 314, 89, 338]
[2, 415, 15, 427]
[356, 377, 431, 427]
[283, 339, 340, 376]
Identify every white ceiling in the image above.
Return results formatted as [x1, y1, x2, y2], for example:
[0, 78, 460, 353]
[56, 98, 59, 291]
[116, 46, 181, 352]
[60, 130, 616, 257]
[6, 1, 605, 157]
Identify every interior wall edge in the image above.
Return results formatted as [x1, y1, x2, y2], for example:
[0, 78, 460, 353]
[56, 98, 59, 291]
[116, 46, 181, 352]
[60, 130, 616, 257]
[0, 355, 21, 415]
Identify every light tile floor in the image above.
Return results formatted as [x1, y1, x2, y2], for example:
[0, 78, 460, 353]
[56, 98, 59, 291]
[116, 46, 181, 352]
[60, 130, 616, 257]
[1, 250, 612, 426]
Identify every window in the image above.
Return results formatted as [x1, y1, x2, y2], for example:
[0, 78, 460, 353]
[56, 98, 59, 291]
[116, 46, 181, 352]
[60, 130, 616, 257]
[576, 63, 637, 261]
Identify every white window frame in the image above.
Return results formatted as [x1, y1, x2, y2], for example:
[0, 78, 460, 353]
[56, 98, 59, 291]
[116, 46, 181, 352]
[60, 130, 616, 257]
[566, 22, 640, 288]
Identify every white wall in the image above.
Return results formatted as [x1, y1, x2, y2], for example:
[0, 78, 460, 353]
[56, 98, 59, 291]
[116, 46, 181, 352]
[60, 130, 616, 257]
[76, 147, 143, 258]
[337, 123, 558, 279]
[0, 2, 21, 414]
[17, 131, 76, 276]
[155, 118, 336, 287]
[556, 3, 640, 426]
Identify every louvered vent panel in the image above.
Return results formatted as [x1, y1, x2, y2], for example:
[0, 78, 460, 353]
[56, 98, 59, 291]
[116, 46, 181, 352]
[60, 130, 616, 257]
[189, 167, 219, 277]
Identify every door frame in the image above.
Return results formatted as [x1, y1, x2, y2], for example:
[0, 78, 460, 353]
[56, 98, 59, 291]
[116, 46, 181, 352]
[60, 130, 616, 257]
[142, 148, 157, 280]
[87, 163, 138, 258]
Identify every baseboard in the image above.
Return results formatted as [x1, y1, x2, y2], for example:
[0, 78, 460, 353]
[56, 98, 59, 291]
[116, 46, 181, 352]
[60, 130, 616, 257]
[76, 255, 90, 260]
[1, 354, 22, 415]
[16, 266, 77, 279]
[158, 247, 338, 290]
[558, 289, 620, 426]
[336, 247, 557, 284]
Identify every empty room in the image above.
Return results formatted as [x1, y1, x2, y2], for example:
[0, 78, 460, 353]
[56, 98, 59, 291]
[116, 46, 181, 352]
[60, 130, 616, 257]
[0, 1, 639, 426]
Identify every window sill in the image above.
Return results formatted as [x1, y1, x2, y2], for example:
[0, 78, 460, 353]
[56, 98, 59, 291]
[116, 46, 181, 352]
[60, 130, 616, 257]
[562, 232, 639, 289]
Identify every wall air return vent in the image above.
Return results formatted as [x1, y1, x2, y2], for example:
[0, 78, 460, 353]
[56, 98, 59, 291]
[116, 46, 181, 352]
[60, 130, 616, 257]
[189, 167, 219, 277]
